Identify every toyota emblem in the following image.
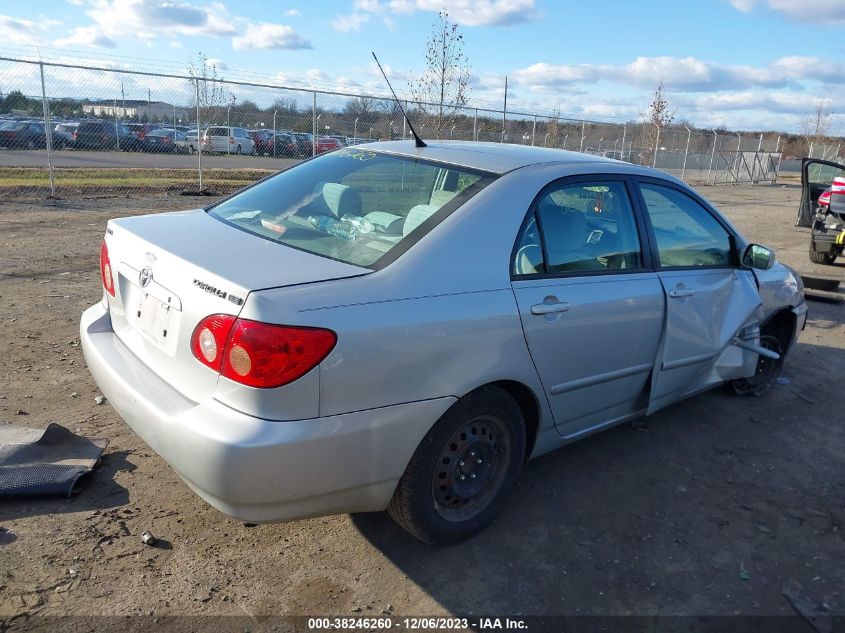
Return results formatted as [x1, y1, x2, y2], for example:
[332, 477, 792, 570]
[139, 267, 153, 288]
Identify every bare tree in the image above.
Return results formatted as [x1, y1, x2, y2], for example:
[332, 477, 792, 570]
[637, 80, 675, 165]
[408, 9, 471, 138]
[800, 100, 833, 155]
[187, 53, 226, 127]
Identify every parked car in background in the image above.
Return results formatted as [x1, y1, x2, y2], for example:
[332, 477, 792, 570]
[201, 126, 255, 155]
[314, 136, 342, 154]
[0, 120, 46, 149]
[184, 129, 202, 154]
[82, 141, 806, 545]
[126, 123, 160, 151]
[271, 132, 300, 157]
[250, 129, 275, 156]
[291, 132, 313, 156]
[53, 122, 79, 149]
[73, 120, 135, 151]
[140, 128, 190, 154]
[328, 135, 348, 147]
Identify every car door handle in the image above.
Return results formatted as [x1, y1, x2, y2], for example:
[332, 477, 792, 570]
[669, 288, 696, 298]
[531, 301, 571, 315]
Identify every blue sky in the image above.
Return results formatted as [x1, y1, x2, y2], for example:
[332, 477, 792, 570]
[1, 0, 843, 132]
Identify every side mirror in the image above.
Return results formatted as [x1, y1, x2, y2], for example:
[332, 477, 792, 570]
[743, 244, 775, 270]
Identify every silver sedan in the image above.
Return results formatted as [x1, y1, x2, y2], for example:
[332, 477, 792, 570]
[81, 141, 806, 544]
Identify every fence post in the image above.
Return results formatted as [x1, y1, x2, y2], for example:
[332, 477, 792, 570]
[621, 123, 627, 162]
[775, 135, 780, 153]
[531, 115, 536, 146]
[580, 120, 585, 152]
[473, 108, 477, 141]
[707, 130, 717, 183]
[312, 91, 317, 157]
[681, 125, 691, 181]
[273, 110, 277, 155]
[403, 100, 408, 140]
[38, 62, 55, 196]
[195, 80, 203, 191]
[114, 99, 120, 151]
[652, 125, 660, 168]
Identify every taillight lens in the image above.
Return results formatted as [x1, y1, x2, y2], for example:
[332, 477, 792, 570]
[191, 316, 336, 388]
[190, 314, 237, 370]
[99, 239, 115, 297]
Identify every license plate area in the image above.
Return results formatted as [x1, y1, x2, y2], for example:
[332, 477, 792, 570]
[134, 293, 177, 349]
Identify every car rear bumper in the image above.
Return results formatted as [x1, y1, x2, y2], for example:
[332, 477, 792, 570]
[80, 303, 455, 523]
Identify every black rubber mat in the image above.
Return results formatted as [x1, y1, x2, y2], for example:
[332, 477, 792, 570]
[0, 422, 108, 497]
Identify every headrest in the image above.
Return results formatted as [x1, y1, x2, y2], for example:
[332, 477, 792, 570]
[322, 183, 362, 218]
[403, 204, 438, 236]
[429, 189, 458, 208]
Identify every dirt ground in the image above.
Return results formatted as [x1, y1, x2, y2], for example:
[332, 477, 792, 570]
[0, 183, 843, 628]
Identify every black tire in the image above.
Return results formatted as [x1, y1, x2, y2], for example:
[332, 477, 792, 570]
[809, 240, 836, 265]
[387, 386, 526, 545]
[236, 145, 242, 155]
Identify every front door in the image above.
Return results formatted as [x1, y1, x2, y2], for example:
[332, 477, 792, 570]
[797, 158, 845, 227]
[511, 177, 664, 438]
[635, 181, 762, 413]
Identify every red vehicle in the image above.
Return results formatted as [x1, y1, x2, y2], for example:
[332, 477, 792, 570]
[314, 136, 341, 154]
[250, 129, 274, 155]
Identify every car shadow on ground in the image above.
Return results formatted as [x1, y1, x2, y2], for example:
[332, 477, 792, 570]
[351, 336, 845, 616]
[0, 450, 134, 522]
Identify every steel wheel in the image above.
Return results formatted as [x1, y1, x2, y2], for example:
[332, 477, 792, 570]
[732, 335, 783, 396]
[387, 386, 525, 544]
[432, 415, 510, 522]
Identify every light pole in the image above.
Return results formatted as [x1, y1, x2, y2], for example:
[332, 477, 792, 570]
[354, 117, 359, 140]
[563, 134, 568, 150]
[544, 132, 550, 147]
[389, 120, 394, 140]
[451, 124, 456, 139]
[598, 138, 604, 154]
[172, 105, 176, 131]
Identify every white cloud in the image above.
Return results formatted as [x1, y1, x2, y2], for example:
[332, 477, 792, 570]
[0, 14, 53, 45]
[510, 55, 845, 93]
[87, 0, 237, 40]
[169, 40, 184, 48]
[66, 0, 86, 5]
[729, 0, 845, 23]
[54, 26, 117, 48]
[205, 57, 228, 70]
[331, 13, 369, 32]
[284, 9, 302, 16]
[354, 0, 538, 27]
[232, 22, 312, 49]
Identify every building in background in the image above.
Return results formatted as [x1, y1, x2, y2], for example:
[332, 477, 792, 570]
[81, 100, 188, 121]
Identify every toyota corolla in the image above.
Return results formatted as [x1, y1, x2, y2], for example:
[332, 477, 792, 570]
[81, 141, 806, 544]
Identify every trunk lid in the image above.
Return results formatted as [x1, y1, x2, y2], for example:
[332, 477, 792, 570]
[104, 208, 368, 403]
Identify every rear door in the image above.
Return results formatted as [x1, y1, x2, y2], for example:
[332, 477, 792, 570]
[634, 179, 762, 413]
[511, 176, 665, 438]
[797, 158, 845, 226]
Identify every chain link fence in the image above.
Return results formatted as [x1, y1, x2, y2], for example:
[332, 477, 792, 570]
[0, 55, 797, 199]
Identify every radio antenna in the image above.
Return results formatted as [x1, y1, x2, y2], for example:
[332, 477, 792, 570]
[372, 52, 426, 148]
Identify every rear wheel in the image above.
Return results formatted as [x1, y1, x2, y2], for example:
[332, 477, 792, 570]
[387, 386, 525, 545]
[809, 240, 836, 265]
[236, 145, 242, 155]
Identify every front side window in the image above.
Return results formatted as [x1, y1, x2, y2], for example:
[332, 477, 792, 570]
[515, 180, 642, 275]
[639, 183, 732, 267]
[209, 149, 495, 268]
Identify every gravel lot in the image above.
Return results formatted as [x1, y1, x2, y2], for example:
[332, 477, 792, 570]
[0, 183, 842, 627]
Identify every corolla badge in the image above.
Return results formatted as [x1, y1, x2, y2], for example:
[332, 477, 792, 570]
[139, 267, 153, 288]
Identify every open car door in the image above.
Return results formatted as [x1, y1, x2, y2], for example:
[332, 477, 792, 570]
[797, 158, 845, 227]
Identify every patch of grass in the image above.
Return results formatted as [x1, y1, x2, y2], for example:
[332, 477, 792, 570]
[0, 167, 273, 196]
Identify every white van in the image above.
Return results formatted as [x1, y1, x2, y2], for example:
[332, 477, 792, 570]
[201, 126, 255, 155]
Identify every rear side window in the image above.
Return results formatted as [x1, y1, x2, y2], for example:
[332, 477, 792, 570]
[78, 122, 103, 133]
[209, 149, 495, 268]
[639, 183, 732, 267]
[514, 180, 642, 276]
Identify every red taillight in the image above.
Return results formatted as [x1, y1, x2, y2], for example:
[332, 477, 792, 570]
[99, 239, 115, 297]
[190, 314, 237, 370]
[191, 316, 336, 388]
[72, 131, 77, 140]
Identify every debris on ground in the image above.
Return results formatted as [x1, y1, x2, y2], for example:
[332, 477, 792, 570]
[141, 530, 157, 546]
[94, 395, 107, 405]
[782, 588, 832, 633]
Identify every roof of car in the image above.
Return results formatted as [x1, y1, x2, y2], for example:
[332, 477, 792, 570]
[360, 140, 619, 175]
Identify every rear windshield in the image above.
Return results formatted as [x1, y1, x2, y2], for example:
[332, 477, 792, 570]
[208, 149, 496, 268]
[207, 127, 229, 136]
[78, 122, 103, 132]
